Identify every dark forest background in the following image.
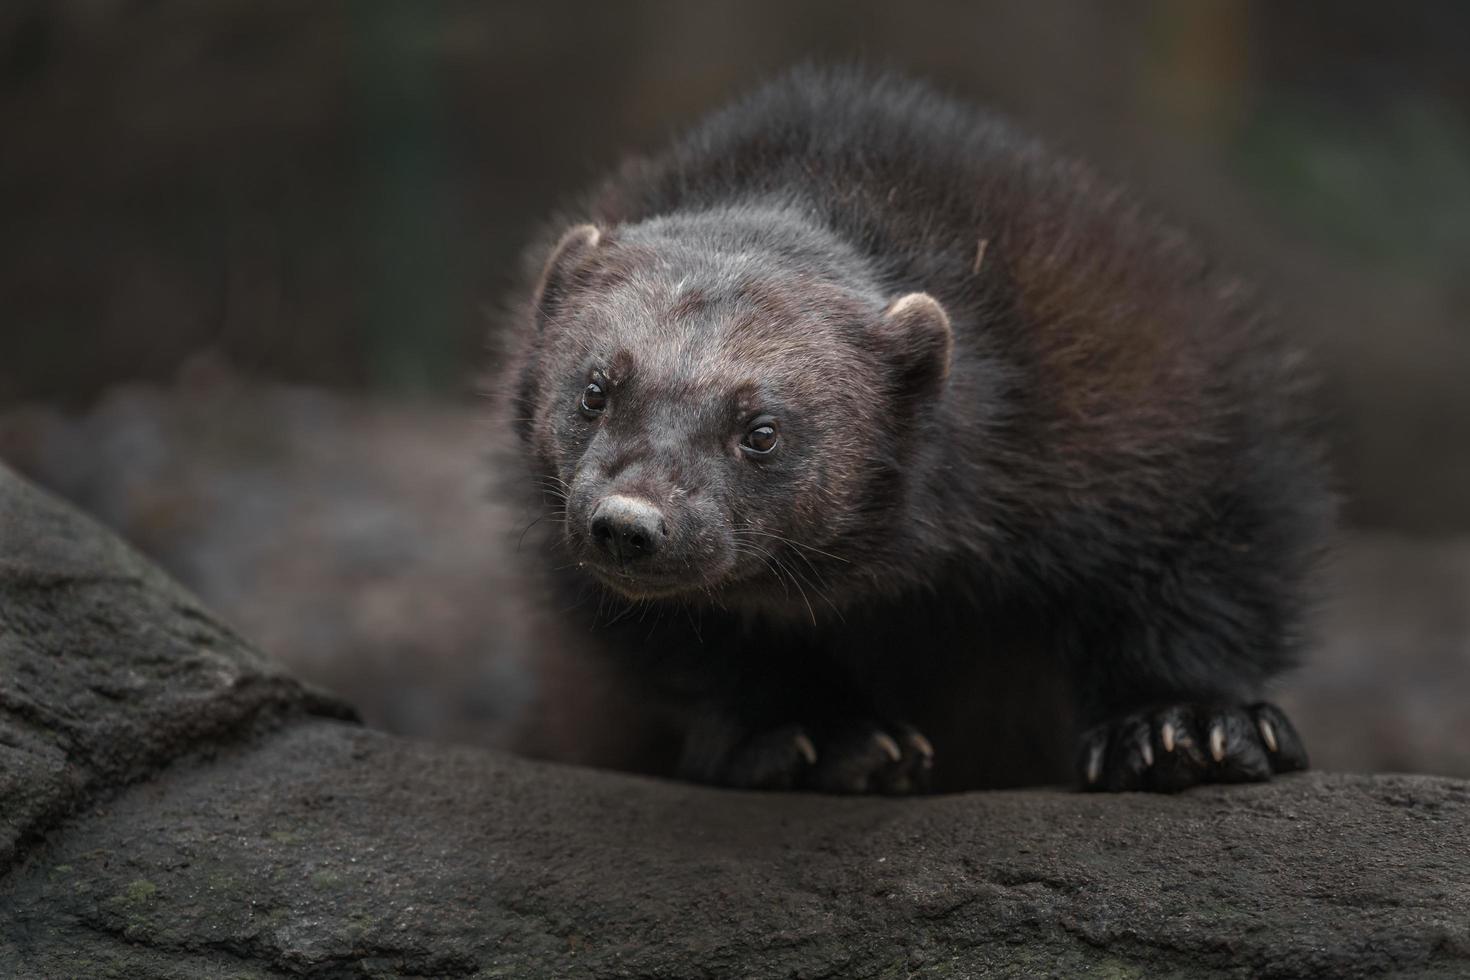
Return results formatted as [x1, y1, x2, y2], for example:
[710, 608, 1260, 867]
[2, 1, 1467, 777]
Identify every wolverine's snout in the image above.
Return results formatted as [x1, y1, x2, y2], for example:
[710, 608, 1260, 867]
[589, 494, 667, 563]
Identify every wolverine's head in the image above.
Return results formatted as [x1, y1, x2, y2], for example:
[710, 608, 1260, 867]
[507, 208, 952, 613]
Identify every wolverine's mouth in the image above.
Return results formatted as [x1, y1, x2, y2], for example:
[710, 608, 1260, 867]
[580, 561, 701, 600]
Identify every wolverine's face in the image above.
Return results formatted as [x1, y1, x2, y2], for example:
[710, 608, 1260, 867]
[509, 217, 952, 612]
[549, 344, 817, 600]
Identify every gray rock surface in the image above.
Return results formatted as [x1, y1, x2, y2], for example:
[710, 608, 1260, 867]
[0, 458, 354, 875]
[3, 461, 1470, 979]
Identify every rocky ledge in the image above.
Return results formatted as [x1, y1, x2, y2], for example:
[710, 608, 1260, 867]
[2, 462, 1467, 979]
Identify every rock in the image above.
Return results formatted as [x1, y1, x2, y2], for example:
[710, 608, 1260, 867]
[2, 462, 1469, 979]
[0, 460, 355, 875]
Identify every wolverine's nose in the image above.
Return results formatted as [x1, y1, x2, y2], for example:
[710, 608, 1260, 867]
[589, 495, 666, 562]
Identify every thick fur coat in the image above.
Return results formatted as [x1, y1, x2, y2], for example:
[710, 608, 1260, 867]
[496, 67, 1332, 793]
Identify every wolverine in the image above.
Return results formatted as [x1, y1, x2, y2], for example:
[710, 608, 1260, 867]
[495, 66, 1331, 794]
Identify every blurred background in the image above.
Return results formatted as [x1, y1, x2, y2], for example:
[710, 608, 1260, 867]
[1, 1, 1466, 777]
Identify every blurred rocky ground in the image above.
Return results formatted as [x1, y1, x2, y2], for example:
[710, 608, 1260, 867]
[3, 371, 1466, 781]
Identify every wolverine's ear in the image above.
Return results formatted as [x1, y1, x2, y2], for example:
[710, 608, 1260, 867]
[531, 223, 603, 329]
[873, 292, 953, 394]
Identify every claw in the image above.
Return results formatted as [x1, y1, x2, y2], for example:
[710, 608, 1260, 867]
[1160, 722, 1177, 754]
[793, 732, 818, 766]
[906, 730, 936, 765]
[1257, 717, 1278, 753]
[1085, 741, 1105, 786]
[1208, 724, 1226, 762]
[873, 732, 903, 763]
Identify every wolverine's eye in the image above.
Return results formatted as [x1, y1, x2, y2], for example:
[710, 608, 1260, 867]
[580, 380, 607, 417]
[741, 417, 779, 455]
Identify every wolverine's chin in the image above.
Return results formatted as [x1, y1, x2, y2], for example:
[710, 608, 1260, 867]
[582, 563, 704, 601]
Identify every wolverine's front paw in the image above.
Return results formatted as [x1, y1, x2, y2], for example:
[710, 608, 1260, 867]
[1078, 701, 1307, 793]
[680, 718, 935, 795]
